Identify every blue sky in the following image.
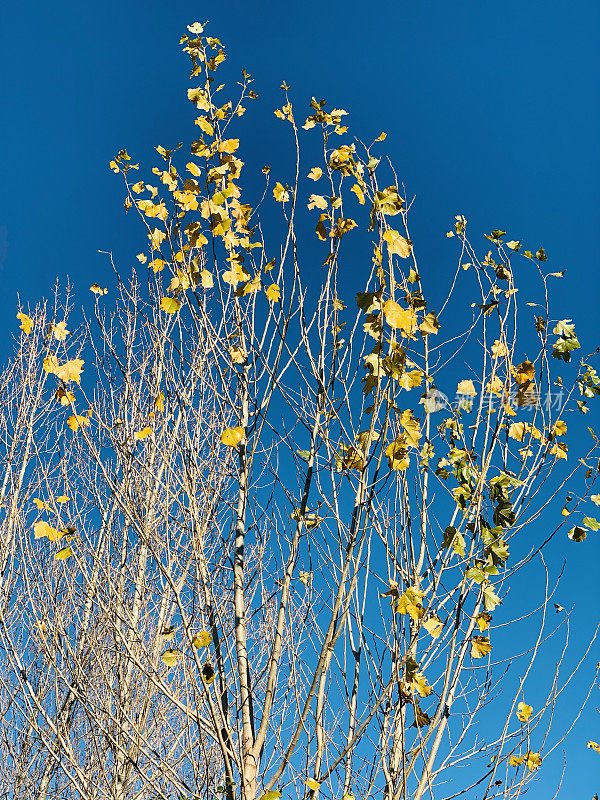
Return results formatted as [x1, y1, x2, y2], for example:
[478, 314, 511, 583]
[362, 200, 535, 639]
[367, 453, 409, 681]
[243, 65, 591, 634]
[1, 0, 599, 794]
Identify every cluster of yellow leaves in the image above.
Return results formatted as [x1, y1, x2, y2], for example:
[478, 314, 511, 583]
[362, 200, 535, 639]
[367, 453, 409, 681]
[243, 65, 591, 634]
[509, 751, 542, 770]
[43, 356, 84, 384]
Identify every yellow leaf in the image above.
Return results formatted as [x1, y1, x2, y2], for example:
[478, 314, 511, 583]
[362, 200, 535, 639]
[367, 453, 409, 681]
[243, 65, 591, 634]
[258, 793, 282, 800]
[517, 702, 533, 722]
[525, 751, 542, 771]
[471, 635, 492, 659]
[308, 194, 328, 210]
[149, 228, 166, 250]
[154, 392, 165, 413]
[218, 138, 239, 153]
[508, 756, 525, 767]
[423, 614, 443, 639]
[90, 284, 108, 295]
[383, 300, 417, 334]
[486, 375, 504, 395]
[136, 253, 147, 263]
[55, 545, 73, 560]
[308, 167, 322, 181]
[491, 339, 508, 358]
[67, 414, 90, 432]
[134, 427, 153, 440]
[160, 297, 182, 314]
[457, 379, 476, 397]
[551, 420, 567, 436]
[16, 312, 33, 335]
[514, 360, 535, 384]
[375, 131, 387, 141]
[200, 269, 214, 289]
[385, 438, 410, 471]
[161, 649, 180, 667]
[44, 357, 84, 384]
[192, 631, 212, 648]
[476, 612, 492, 632]
[399, 409, 421, 448]
[331, 217, 357, 238]
[131, 181, 145, 193]
[56, 495, 69, 504]
[220, 426, 244, 447]
[273, 182, 290, 203]
[398, 369, 423, 390]
[229, 346, 246, 364]
[508, 421, 528, 441]
[383, 229, 411, 258]
[51, 321, 70, 341]
[187, 161, 202, 176]
[266, 284, 280, 303]
[33, 521, 61, 540]
[306, 780, 321, 791]
[298, 571, 311, 585]
[202, 662, 215, 684]
[33, 498, 51, 511]
[587, 741, 600, 754]
[351, 184, 365, 204]
[187, 22, 204, 33]
[55, 388, 75, 405]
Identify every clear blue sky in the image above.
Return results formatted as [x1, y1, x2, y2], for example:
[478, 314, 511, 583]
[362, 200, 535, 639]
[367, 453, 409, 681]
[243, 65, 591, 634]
[1, 0, 598, 795]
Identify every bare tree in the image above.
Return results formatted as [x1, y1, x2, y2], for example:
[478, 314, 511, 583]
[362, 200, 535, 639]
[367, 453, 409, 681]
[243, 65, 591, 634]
[0, 21, 598, 800]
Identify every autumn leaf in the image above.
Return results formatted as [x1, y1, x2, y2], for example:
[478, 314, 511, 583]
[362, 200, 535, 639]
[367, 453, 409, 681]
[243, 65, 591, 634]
[154, 392, 165, 413]
[383, 229, 411, 258]
[192, 631, 212, 648]
[491, 340, 508, 358]
[55, 545, 73, 560]
[273, 182, 290, 203]
[44, 357, 84, 384]
[33, 521, 62, 541]
[517, 702, 533, 722]
[476, 612, 492, 632]
[298, 571, 311, 586]
[221, 426, 244, 447]
[160, 297, 182, 314]
[385, 438, 410, 471]
[90, 284, 108, 295]
[471, 635, 492, 659]
[51, 321, 70, 341]
[55, 388, 75, 405]
[514, 360, 535, 384]
[525, 751, 542, 771]
[308, 194, 328, 210]
[134, 427, 153, 440]
[266, 284, 280, 303]
[423, 614, 443, 639]
[16, 312, 33, 335]
[307, 167, 322, 181]
[161, 649, 180, 667]
[383, 300, 417, 334]
[67, 414, 90, 432]
[457, 379, 476, 397]
[259, 793, 281, 800]
[202, 662, 215, 684]
[399, 409, 421, 448]
[587, 741, 600, 754]
[306, 780, 321, 791]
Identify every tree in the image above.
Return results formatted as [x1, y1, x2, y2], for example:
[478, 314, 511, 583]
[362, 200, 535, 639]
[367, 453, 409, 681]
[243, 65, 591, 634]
[1, 20, 599, 800]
